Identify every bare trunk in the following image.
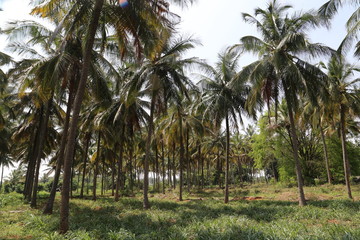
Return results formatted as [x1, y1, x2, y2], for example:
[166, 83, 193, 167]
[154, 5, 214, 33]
[23, 137, 36, 199]
[31, 98, 52, 208]
[155, 143, 159, 191]
[143, 93, 156, 209]
[25, 112, 42, 202]
[168, 149, 172, 186]
[80, 133, 91, 199]
[59, 0, 104, 233]
[0, 165, 3, 193]
[340, 105, 353, 199]
[115, 124, 125, 202]
[93, 132, 101, 201]
[172, 142, 176, 189]
[161, 140, 165, 194]
[288, 106, 306, 206]
[186, 131, 191, 193]
[87, 170, 91, 195]
[320, 125, 332, 184]
[92, 165, 98, 201]
[224, 113, 230, 204]
[129, 147, 134, 194]
[43, 90, 73, 213]
[178, 109, 184, 201]
[111, 159, 115, 196]
[201, 145, 204, 189]
[101, 160, 105, 195]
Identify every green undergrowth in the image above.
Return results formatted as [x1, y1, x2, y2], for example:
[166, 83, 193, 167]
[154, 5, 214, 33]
[0, 184, 360, 239]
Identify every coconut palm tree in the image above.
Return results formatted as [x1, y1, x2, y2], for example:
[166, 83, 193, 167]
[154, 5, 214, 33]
[320, 54, 360, 199]
[236, 0, 332, 206]
[128, 35, 199, 208]
[199, 47, 250, 203]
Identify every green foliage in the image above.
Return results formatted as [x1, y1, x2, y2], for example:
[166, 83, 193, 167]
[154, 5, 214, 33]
[250, 117, 279, 180]
[326, 136, 360, 183]
[0, 192, 22, 208]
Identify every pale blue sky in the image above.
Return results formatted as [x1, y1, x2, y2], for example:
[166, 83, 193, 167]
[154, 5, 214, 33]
[0, 0, 356, 64]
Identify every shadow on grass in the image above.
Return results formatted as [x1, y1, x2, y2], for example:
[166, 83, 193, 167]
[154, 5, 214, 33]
[59, 196, 303, 240]
[42, 196, 360, 239]
[307, 199, 360, 210]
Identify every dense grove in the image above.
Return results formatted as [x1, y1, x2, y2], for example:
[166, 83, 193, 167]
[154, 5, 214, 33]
[0, 0, 360, 236]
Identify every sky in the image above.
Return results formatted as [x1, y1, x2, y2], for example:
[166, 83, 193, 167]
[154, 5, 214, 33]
[0, 0, 356, 178]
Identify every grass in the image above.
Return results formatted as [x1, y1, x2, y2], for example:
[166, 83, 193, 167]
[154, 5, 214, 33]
[0, 184, 360, 239]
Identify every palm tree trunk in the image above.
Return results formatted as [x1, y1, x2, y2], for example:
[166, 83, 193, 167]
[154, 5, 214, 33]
[0, 164, 3, 193]
[340, 105, 353, 199]
[43, 91, 73, 214]
[101, 159, 105, 196]
[161, 140, 165, 194]
[70, 163, 74, 199]
[87, 170, 91, 195]
[201, 146, 204, 189]
[155, 143, 159, 191]
[31, 98, 52, 208]
[172, 142, 176, 189]
[288, 107, 306, 206]
[143, 92, 156, 209]
[168, 149, 172, 186]
[92, 164, 98, 201]
[320, 125, 332, 184]
[178, 109, 184, 201]
[129, 147, 134, 195]
[186, 131, 191, 193]
[224, 113, 230, 204]
[24, 142, 35, 199]
[115, 124, 125, 202]
[59, 0, 104, 233]
[93, 132, 101, 201]
[80, 133, 91, 199]
[25, 111, 43, 202]
[111, 159, 115, 196]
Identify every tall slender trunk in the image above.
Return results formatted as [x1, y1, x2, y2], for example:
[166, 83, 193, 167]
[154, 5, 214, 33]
[161, 140, 165, 194]
[23, 132, 37, 199]
[143, 92, 156, 209]
[77, 174, 80, 193]
[70, 162, 74, 199]
[92, 164, 98, 201]
[80, 133, 91, 199]
[101, 159, 105, 196]
[43, 86, 74, 217]
[59, 0, 104, 233]
[207, 157, 210, 187]
[155, 143, 159, 191]
[168, 149, 172, 186]
[172, 142, 176, 189]
[224, 113, 230, 204]
[115, 124, 125, 202]
[87, 170, 91, 195]
[216, 152, 220, 187]
[186, 131, 191, 193]
[340, 105, 353, 199]
[129, 146, 134, 194]
[201, 145, 204, 189]
[0, 164, 3, 193]
[31, 98, 52, 208]
[288, 106, 306, 206]
[320, 125, 332, 184]
[93, 132, 101, 201]
[25, 111, 43, 202]
[178, 110, 184, 201]
[111, 159, 115, 196]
